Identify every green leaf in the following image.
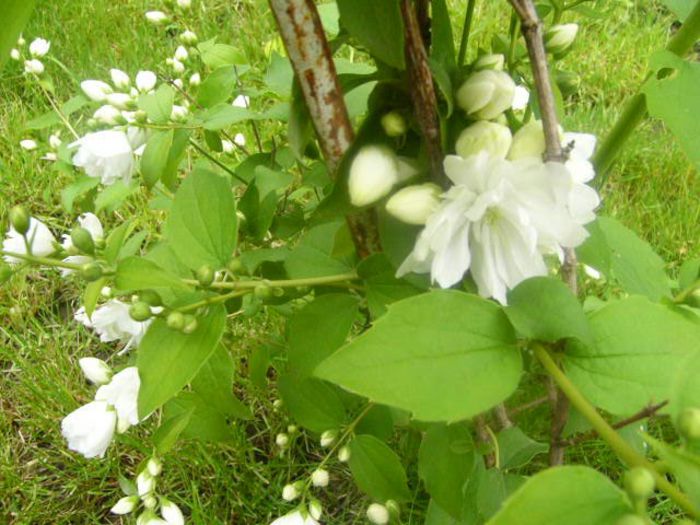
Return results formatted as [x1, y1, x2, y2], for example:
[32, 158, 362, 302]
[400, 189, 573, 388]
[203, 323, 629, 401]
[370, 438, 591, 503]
[486, 466, 632, 525]
[349, 434, 411, 501]
[198, 41, 245, 69]
[419, 423, 475, 518]
[0, 0, 36, 70]
[137, 305, 226, 418]
[191, 345, 251, 419]
[564, 296, 700, 415]
[264, 53, 294, 97]
[336, 0, 405, 69]
[83, 278, 107, 318]
[114, 257, 192, 297]
[61, 176, 99, 213]
[287, 294, 359, 378]
[197, 66, 237, 108]
[577, 217, 671, 301]
[277, 375, 347, 432]
[162, 129, 191, 190]
[138, 84, 174, 125]
[497, 427, 548, 470]
[153, 408, 194, 454]
[644, 51, 700, 172]
[670, 349, 700, 423]
[94, 180, 137, 213]
[430, 0, 456, 71]
[429, 58, 454, 117]
[505, 277, 593, 346]
[662, 0, 696, 20]
[162, 391, 234, 443]
[425, 500, 470, 525]
[166, 169, 237, 270]
[103, 222, 133, 265]
[357, 253, 422, 318]
[285, 221, 355, 279]
[316, 291, 521, 422]
[646, 436, 700, 509]
[679, 258, 700, 291]
[198, 104, 253, 130]
[140, 129, 174, 188]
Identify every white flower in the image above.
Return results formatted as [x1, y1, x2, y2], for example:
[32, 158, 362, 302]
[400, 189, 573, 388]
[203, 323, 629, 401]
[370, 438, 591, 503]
[455, 121, 512, 160]
[221, 139, 235, 154]
[270, 510, 320, 525]
[282, 483, 300, 501]
[170, 105, 188, 121]
[174, 45, 189, 62]
[93, 104, 124, 125]
[138, 511, 168, 525]
[49, 133, 62, 150]
[111, 496, 139, 515]
[60, 213, 104, 274]
[29, 38, 50, 57]
[160, 499, 185, 525]
[3, 217, 56, 264]
[176, 0, 192, 9]
[456, 70, 515, 120]
[24, 59, 44, 75]
[17, 35, 26, 46]
[337, 446, 351, 462]
[319, 430, 336, 448]
[105, 92, 133, 110]
[311, 469, 329, 488]
[79, 357, 112, 385]
[74, 299, 151, 352]
[136, 471, 156, 496]
[474, 53, 504, 71]
[95, 367, 141, 432]
[147, 457, 163, 476]
[135, 70, 157, 92]
[10, 48, 20, 61]
[61, 400, 117, 458]
[233, 133, 246, 147]
[232, 94, 249, 108]
[127, 126, 148, 150]
[308, 501, 322, 521]
[81, 80, 113, 102]
[546, 23, 579, 54]
[42, 152, 57, 162]
[179, 30, 198, 45]
[367, 503, 390, 525]
[171, 59, 185, 74]
[397, 153, 547, 303]
[276, 433, 289, 447]
[71, 130, 136, 185]
[110, 68, 130, 90]
[145, 11, 169, 24]
[188, 72, 201, 86]
[512, 85, 530, 111]
[386, 183, 442, 225]
[19, 139, 37, 150]
[348, 145, 401, 207]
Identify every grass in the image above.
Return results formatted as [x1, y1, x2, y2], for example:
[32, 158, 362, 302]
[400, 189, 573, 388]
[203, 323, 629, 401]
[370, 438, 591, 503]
[0, 0, 698, 524]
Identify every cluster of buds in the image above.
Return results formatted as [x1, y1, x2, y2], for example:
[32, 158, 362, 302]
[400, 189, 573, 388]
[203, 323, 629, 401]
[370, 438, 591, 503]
[10, 35, 50, 75]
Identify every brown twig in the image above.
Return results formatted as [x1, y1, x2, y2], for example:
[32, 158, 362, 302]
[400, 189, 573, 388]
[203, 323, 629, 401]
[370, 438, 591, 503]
[493, 404, 514, 430]
[416, 0, 431, 47]
[558, 401, 669, 447]
[475, 414, 496, 468]
[269, 0, 380, 257]
[508, 395, 549, 417]
[399, 0, 446, 187]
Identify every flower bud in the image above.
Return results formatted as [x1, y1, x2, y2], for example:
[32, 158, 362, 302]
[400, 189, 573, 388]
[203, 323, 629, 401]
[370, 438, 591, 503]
[174, 46, 189, 62]
[512, 85, 530, 111]
[272, 399, 283, 410]
[281, 483, 300, 501]
[287, 424, 298, 434]
[17, 35, 26, 46]
[49, 133, 62, 150]
[171, 59, 186, 74]
[106, 93, 133, 111]
[508, 120, 546, 160]
[71, 226, 96, 255]
[348, 145, 400, 207]
[23, 58, 44, 75]
[546, 23, 579, 55]
[233, 133, 246, 147]
[147, 457, 163, 477]
[385, 500, 400, 519]
[337, 445, 351, 462]
[9, 206, 31, 235]
[381, 111, 407, 137]
[79, 357, 113, 385]
[110, 495, 139, 515]
[308, 499, 323, 520]
[623, 467, 655, 500]
[367, 503, 390, 524]
[385, 183, 441, 225]
[456, 70, 515, 120]
[311, 468, 329, 488]
[167, 312, 185, 331]
[139, 290, 163, 307]
[189, 72, 201, 86]
[196, 265, 215, 287]
[110, 68, 130, 90]
[170, 104, 188, 121]
[142, 494, 157, 509]
[455, 121, 513, 160]
[177, 0, 192, 9]
[145, 11, 169, 25]
[276, 433, 290, 448]
[81, 80, 113, 102]
[80, 262, 103, 282]
[320, 430, 337, 448]
[19, 139, 37, 151]
[179, 30, 198, 45]
[136, 70, 157, 92]
[474, 53, 505, 71]
[677, 407, 700, 441]
[227, 257, 244, 274]
[160, 498, 185, 525]
[182, 314, 198, 334]
[93, 104, 124, 125]
[129, 301, 152, 322]
[29, 38, 50, 58]
[254, 283, 272, 299]
[137, 471, 155, 496]
[10, 48, 20, 61]
[0, 264, 12, 284]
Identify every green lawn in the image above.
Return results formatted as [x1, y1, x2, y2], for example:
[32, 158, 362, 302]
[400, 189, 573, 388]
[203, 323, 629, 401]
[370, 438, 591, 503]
[0, 0, 697, 523]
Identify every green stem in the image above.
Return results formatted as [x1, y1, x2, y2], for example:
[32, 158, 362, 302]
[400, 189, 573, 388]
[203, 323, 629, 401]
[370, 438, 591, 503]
[36, 80, 80, 140]
[188, 139, 247, 184]
[1, 251, 83, 271]
[457, 0, 477, 66]
[674, 279, 700, 304]
[177, 289, 248, 313]
[534, 344, 698, 518]
[593, 1, 700, 184]
[184, 271, 359, 290]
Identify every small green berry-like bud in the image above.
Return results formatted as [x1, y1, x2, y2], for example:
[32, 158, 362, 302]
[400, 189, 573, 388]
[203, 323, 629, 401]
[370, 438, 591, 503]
[678, 407, 700, 441]
[227, 257, 244, 274]
[9, 206, 30, 235]
[129, 301, 152, 322]
[80, 262, 103, 282]
[182, 314, 198, 334]
[166, 311, 185, 331]
[70, 226, 95, 255]
[0, 264, 13, 284]
[254, 283, 272, 299]
[381, 111, 407, 137]
[624, 467, 655, 499]
[385, 500, 401, 519]
[139, 289, 163, 307]
[196, 264, 215, 287]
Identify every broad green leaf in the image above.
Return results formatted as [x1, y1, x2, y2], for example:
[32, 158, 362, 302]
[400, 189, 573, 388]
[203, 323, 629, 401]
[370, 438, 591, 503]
[318, 2, 340, 35]
[197, 66, 237, 108]
[140, 129, 174, 188]
[162, 391, 233, 443]
[644, 51, 700, 172]
[198, 41, 245, 69]
[670, 349, 700, 423]
[138, 84, 174, 124]
[679, 258, 700, 291]
[662, 0, 696, 20]
[565, 296, 700, 415]
[430, 0, 456, 71]
[355, 405, 395, 441]
[166, 169, 237, 270]
[349, 434, 411, 502]
[357, 253, 422, 318]
[285, 221, 355, 279]
[486, 466, 632, 525]
[0, 0, 36, 70]
[83, 278, 107, 318]
[137, 305, 226, 417]
[61, 176, 99, 213]
[287, 294, 359, 378]
[429, 59, 454, 117]
[198, 104, 253, 130]
[497, 427, 547, 470]
[191, 345, 251, 419]
[316, 291, 521, 422]
[577, 216, 671, 301]
[336, 0, 405, 69]
[505, 276, 593, 346]
[646, 436, 700, 509]
[477, 470, 526, 521]
[277, 375, 347, 432]
[162, 129, 191, 190]
[103, 222, 134, 265]
[114, 257, 192, 298]
[153, 408, 194, 454]
[264, 53, 293, 97]
[94, 180, 137, 212]
[419, 423, 475, 518]
[425, 500, 470, 525]
[287, 81, 313, 161]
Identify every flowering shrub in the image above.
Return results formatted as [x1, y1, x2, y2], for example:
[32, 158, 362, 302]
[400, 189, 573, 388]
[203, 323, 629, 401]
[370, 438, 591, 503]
[2, 0, 700, 523]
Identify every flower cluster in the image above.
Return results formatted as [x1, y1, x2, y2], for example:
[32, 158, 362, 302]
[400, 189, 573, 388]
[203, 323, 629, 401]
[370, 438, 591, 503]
[10, 35, 50, 75]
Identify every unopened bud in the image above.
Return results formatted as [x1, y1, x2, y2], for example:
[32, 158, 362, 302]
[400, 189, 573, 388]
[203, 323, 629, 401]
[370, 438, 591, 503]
[678, 407, 700, 441]
[281, 483, 300, 501]
[385, 183, 441, 225]
[276, 433, 289, 448]
[623, 467, 655, 500]
[10, 48, 20, 61]
[81, 80, 113, 102]
[161, 499, 185, 525]
[311, 468, 329, 488]
[177, 0, 192, 9]
[546, 23, 579, 55]
[254, 283, 272, 299]
[337, 445, 351, 462]
[9, 206, 30, 235]
[71, 226, 95, 255]
[145, 11, 169, 25]
[189, 72, 201, 86]
[309, 499, 323, 520]
[142, 494, 157, 509]
[385, 500, 400, 519]
[456, 121, 513, 160]
[136, 471, 155, 496]
[367, 503, 390, 524]
[228, 257, 244, 274]
[129, 301, 152, 322]
[179, 30, 198, 45]
[182, 314, 198, 334]
[110, 495, 139, 515]
[80, 262, 103, 282]
[320, 430, 337, 448]
[196, 265, 215, 287]
[110, 68, 130, 90]
[474, 53, 505, 71]
[78, 357, 112, 385]
[147, 457, 163, 477]
[381, 111, 407, 137]
[139, 290, 163, 307]
[287, 424, 298, 434]
[167, 311, 185, 331]
[348, 145, 400, 207]
[456, 70, 515, 120]
[135, 70, 157, 93]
